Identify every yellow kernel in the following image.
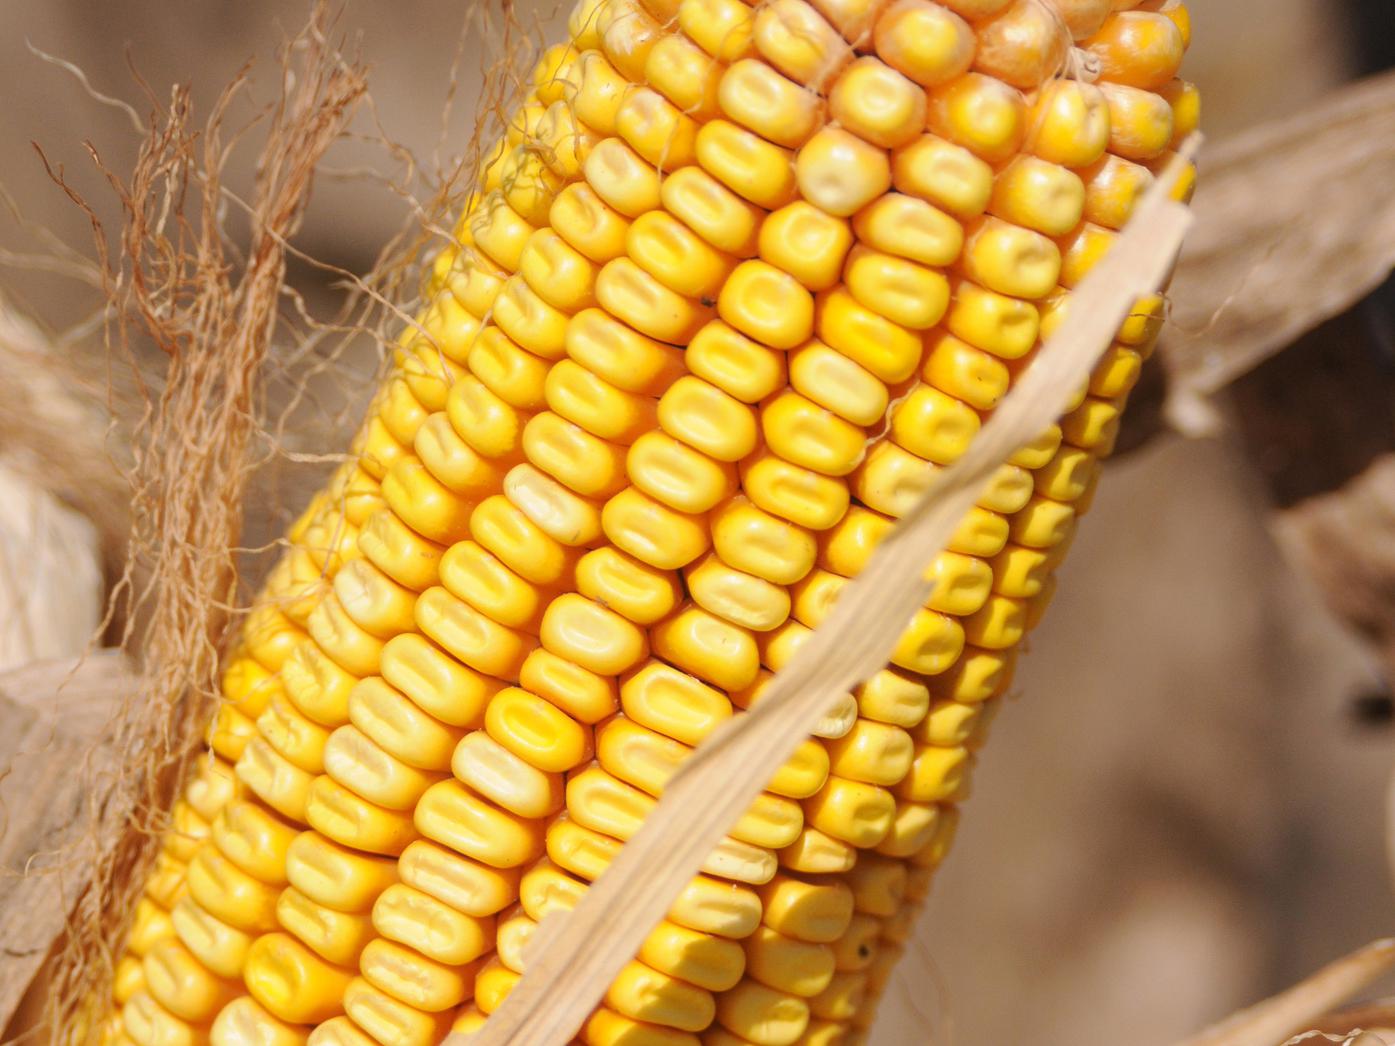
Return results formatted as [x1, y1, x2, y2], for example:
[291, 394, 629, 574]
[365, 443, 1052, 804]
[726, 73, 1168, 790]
[758, 202, 854, 294]
[469, 194, 536, 271]
[897, 744, 971, 802]
[804, 776, 895, 848]
[962, 592, 1027, 649]
[500, 145, 564, 227]
[645, 35, 724, 122]
[816, 287, 923, 383]
[415, 584, 537, 680]
[621, 658, 733, 744]
[551, 183, 632, 264]
[754, 0, 851, 90]
[687, 321, 788, 403]
[523, 413, 627, 501]
[946, 278, 1040, 358]
[960, 216, 1062, 300]
[605, 960, 716, 1032]
[892, 134, 993, 217]
[829, 57, 926, 150]
[795, 128, 891, 218]
[342, 977, 454, 1046]
[844, 244, 951, 330]
[372, 883, 493, 967]
[565, 307, 686, 395]
[603, 486, 712, 570]
[719, 59, 824, 149]
[446, 375, 528, 462]
[628, 210, 736, 300]
[761, 391, 866, 477]
[640, 919, 747, 993]
[616, 87, 700, 170]
[276, 887, 376, 967]
[661, 166, 764, 256]
[744, 927, 836, 998]
[494, 277, 571, 359]
[142, 939, 240, 1022]
[398, 839, 521, 917]
[1100, 82, 1175, 161]
[680, 0, 756, 62]
[989, 155, 1086, 238]
[874, 0, 975, 89]
[586, 138, 663, 219]
[854, 668, 930, 728]
[742, 450, 851, 531]
[929, 645, 1016, 704]
[546, 359, 659, 445]
[845, 853, 907, 915]
[415, 780, 545, 868]
[779, 826, 857, 875]
[379, 632, 498, 729]
[926, 72, 1026, 164]
[1027, 79, 1110, 167]
[306, 773, 418, 855]
[439, 538, 551, 633]
[1080, 153, 1154, 230]
[572, 52, 631, 136]
[716, 981, 811, 1046]
[718, 259, 817, 349]
[575, 547, 682, 627]
[711, 497, 817, 586]
[627, 430, 739, 514]
[921, 330, 1009, 410]
[651, 603, 761, 691]
[824, 719, 914, 786]
[324, 725, 442, 810]
[597, 256, 713, 343]
[891, 606, 967, 674]
[684, 552, 791, 632]
[243, 933, 355, 1025]
[452, 729, 564, 819]
[851, 193, 962, 268]
[658, 375, 759, 462]
[789, 341, 888, 427]
[1159, 77, 1201, 148]
[696, 119, 798, 209]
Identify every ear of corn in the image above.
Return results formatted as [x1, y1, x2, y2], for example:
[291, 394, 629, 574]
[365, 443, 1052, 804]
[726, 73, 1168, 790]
[106, 0, 1194, 1043]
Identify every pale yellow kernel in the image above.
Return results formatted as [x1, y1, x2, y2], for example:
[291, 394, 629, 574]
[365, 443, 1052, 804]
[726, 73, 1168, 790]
[603, 486, 712, 570]
[789, 340, 888, 427]
[989, 155, 1086, 238]
[795, 128, 891, 219]
[415, 779, 545, 868]
[596, 256, 713, 343]
[616, 86, 700, 170]
[960, 216, 1063, 300]
[754, 0, 851, 90]
[628, 209, 737, 300]
[661, 166, 764, 257]
[687, 321, 789, 403]
[627, 430, 737, 515]
[696, 119, 798, 210]
[719, 59, 824, 149]
[891, 134, 994, 218]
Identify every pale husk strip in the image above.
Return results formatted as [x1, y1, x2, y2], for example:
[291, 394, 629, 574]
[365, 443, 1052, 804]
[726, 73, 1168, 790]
[455, 145, 1199, 1046]
[1176, 939, 1395, 1046]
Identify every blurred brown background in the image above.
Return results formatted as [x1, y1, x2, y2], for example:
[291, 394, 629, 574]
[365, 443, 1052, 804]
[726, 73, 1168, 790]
[1, 1, 1392, 1043]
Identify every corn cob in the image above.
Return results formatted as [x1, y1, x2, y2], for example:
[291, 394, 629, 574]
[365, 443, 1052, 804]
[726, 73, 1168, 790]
[107, 0, 1195, 1042]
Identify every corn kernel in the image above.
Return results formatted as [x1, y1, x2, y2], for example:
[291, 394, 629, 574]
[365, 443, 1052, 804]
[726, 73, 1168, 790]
[696, 119, 798, 209]
[651, 603, 761, 691]
[816, 287, 923, 383]
[1086, 10, 1184, 89]
[244, 932, 354, 1025]
[398, 839, 520, 917]
[597, 256, 713, 343]
[891, 134, 993, 218]
[687, 321, 788, 403]
[452, 730, 564, 819]
[844, 245, 950, 330]
[603, 486, 712, 569]
[680, 0, 756, 62]
[758, 203, 854, 294]
[660, 166, 763, 257]
[829, 58, 925, 151]
[717, 980, 811, 1045]
[684, 552, 791, 632]
[1100, 82, 1174, 160]
[621, 659, 732, 745]
[628, 210, 736, 299]
[796, 128, 891, 219]
[873, 0, 975, 89]
[415, 780, 545, 868]
[719, 59, 824, 149]
[645, 35, 723, 122]
[973, 0, 1070, 88]
[754, 0, 851, 89]
[551, 183, 633, 263]
[741, 451, 851, 531]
